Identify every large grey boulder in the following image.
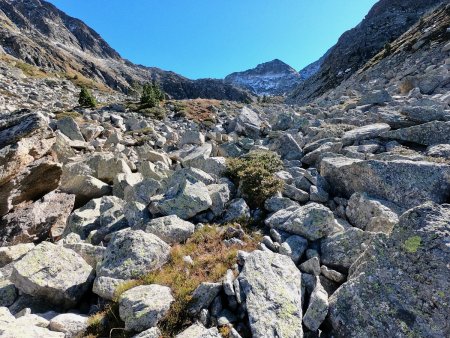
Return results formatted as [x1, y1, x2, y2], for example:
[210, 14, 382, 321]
[238, 250, 303, 338]
[60, 174, 111, 205]
[342, 123, 391, 145]
[97, 230, 170, 280]
[329, 203, 450, 337]
[11, 242, 94, 309]
[150, 178, 212, 220]
[357, 90, 392, 105]
[56, 117, 84, 142]
[0, 158, 62, 216]
[119, 284, 174, 331]
[381, 121, 450, 146]
[137, 215, 195, 244]
[270, 133, 303, 160]
[0, 191, 75, 245]
[265, 203, 341, 241]
[234, 107, 265, 139]
[346, 192, 401, 234]
[302, 142, 343, 166]
[321, 156, 450, 209]
[0, 112, 55, 187]
[321, 228, 382, 270]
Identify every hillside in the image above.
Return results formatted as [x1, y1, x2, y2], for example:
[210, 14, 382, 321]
[0, 0, 252, 101]
[287, 0, 446, 104]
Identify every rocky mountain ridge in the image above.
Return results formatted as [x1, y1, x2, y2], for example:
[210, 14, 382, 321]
[225, 59, 302, 96]
[288, 0, 447, 104]
[0, 0, 252, 101]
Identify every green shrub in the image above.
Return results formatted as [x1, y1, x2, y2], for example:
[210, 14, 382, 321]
[227, 150, 284, 208]
[140, 82, 165, 108]
[78, 86, 97, 108]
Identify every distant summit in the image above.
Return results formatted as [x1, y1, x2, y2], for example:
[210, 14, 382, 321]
[225, 59, 302, 96]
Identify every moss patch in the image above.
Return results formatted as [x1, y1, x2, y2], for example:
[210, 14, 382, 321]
[403, 236, 421, 253]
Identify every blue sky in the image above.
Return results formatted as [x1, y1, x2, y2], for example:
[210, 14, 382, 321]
[47, 0, 378, 79]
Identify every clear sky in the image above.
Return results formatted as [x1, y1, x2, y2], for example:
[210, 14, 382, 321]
[46, 0, 378, 79]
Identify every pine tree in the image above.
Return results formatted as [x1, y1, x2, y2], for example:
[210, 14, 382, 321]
[78, 87, 97, 108]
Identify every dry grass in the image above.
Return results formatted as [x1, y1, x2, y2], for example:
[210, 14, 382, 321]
[87, 225, 261, 338]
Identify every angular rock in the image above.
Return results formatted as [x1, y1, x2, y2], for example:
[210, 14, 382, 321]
[357, 90, 392, 106]
[265, 203, 340, 241]
[207, 183, 231, 216]
[175, 322, 221, 338]
[0, 158, 62, 216]
[0, 280, 17, 307]
[60, 174, 111, 206]
[234, 107, 264, 139]
[279, 235, 308, 264]
[56, 117, 84, 142]
[221, 198, 250, 223]
[329, 203, 450, 337]
[0, 243, 34, 268]
[11, 242, 94, 309]
[49, 313, 88, 338]
[188, 282, 222, 315]
[302, 142, 343, 166]
[238, 250, 303, 338]
[179, 130, 205, 146]
[381, 121, 450, 146]
[321, 228, 381, 270]
[303, 276, 329, 332]
[97, 230, 170, 280]
[92, 276, 124, 300]
[150, 178, 212, 220]
[346, 192, 400, 234]
[0, 191, 75, 245]
[137, 215, 195, 244]
[321, 156, 450, 209]
[342, 123, 391, 145]
[299, 257, 321, 276]
[119, 284, 174, 332]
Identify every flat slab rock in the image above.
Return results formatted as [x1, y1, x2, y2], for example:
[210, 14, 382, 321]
[11, 242, 94, 309]
[238, 250, 303, 338]
[321, 156, 450, 209]
[329, 202, 450, 337]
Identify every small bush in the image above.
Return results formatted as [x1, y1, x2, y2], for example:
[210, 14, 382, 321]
[140, 82, 165, 108]
[227, 150, 284, 208]
[78, 86, 97, 108]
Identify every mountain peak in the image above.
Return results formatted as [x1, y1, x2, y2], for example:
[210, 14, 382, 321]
[225, 59, 301, 96]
